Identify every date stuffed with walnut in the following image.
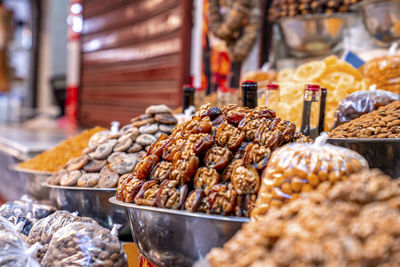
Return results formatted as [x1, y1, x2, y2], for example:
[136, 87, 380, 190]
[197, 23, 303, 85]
[117, 104, 309, 217]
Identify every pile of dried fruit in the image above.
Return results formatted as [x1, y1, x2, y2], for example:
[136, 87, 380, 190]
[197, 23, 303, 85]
[47, 105, 177, 188]
[330, 100, 400, 138]
[18, 127, 105, 172]
[117, 104, 309, 217]
[207, 169, 400, 266]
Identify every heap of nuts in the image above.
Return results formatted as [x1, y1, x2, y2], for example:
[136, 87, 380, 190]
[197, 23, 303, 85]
[117, 104, 309, 217]
[27, 211, 96, 261]
[207, 169, 400, 267]
[268, 0, 362, 21]
[42, 222, 127, 267]
[47, 105, 177, 188]
[330, 100, 400, 138]
[252, 138, 368, 217]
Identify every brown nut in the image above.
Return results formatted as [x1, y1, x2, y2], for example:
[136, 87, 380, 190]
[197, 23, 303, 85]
[122, 177, 145, 203]
[231, 165, 261, 194]
[133, 155, 159, 179]
[184, 189, 205, 212]
[134, 180, 160, 206]
[243, 143, 271, 171]
[170, 154, 199, 185]
[194, 167, 221, 192]
[150, 161, 173, 182]
[204, 146, 232, 170]
[206, 184, 237, 215]
[156, 180, 188, 209]
[215, 124, 245, 150]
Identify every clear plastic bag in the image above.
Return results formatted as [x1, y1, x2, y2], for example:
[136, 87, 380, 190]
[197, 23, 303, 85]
[363, 55, 400, 94]
[332, 88, 400, 129]
[252, 134, 368, 217]
[42, 222, 127, 267]
[0, 216, 41, 267]
[27, 210, 96, 261]
[0, 196, 56, 236]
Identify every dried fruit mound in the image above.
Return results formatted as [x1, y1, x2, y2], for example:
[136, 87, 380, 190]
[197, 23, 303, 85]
[330, 100, 400, 138]
[18, 127, 105, 172]
[207, 169, 400, 267]
[117, 104, 309, 217]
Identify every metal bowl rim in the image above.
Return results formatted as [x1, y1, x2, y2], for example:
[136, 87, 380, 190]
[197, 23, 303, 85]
[43, 183, 117, 191]
[10, 165, 54, 175]
[277, 12, 358, 23]
[352, 0, 400, 10]
[328, 137, 400, 143]
[109, 196, 250, 223]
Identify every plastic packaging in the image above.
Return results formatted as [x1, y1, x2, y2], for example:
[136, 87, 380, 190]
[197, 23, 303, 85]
[0, 216, 41, 267]
[252, 134, 368, 217]
[0, 197, 56, 235]
[42, 222, 127, 267]
[27, 211, 96, 261]
[363, 55, 400, 94]
[332, 88, 400, 129]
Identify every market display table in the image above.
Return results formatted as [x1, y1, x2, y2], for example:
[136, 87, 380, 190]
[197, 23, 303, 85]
[0, 125, 75, 201]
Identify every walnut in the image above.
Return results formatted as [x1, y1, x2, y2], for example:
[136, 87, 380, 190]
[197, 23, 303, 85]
[134, 180, 160, 206]
[194, 104, 222, 119]
[215, 124, 245, 150]
[194, 167, 221, 192]
[116, 174, 132, 201]
[238, 117, 267, 141]
[205, 146, 233, 170]
[162, 138, 185, 161]
[146, 134, 169, 157]
[132, 155, 159, 179]
[222, 159, 243, 181]
[122, 178, 145, 203]
[170, 155, 199, 185]
[206, 184, 237, 215]
[150, 161, 173, 182]
[187, 133, 214, 154]
[225, 106, 250, 124]
[184, 189, 206, 212]
[182, 117, 212, 136]
[243, 143, 271, 171]
[231, 165, 260, 194]
[156, 180, 188, 209]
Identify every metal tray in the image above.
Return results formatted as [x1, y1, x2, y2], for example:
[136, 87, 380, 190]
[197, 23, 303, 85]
[10, 166, 53, 200]
[327, 138, 400, 178]
[109, 197, 249, 267]
[44, 184, 127, 230]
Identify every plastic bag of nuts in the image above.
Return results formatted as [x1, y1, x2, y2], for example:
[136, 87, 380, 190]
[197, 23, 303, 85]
[252, 134, 368, 217]
[0, 216, 41, 267]
[332, 89, 400, 129]
[27, 211, 96, 261]
[41, 222, 127, 267]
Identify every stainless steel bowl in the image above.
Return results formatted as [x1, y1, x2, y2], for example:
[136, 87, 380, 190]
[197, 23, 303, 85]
[277, 13, 357, 57]
[327, 138, 400, 178]
[44, 184, 127, 230]
[109, 197, 249, 267]
[10, 166, 52, 200]
[353, 0, 400, 45]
